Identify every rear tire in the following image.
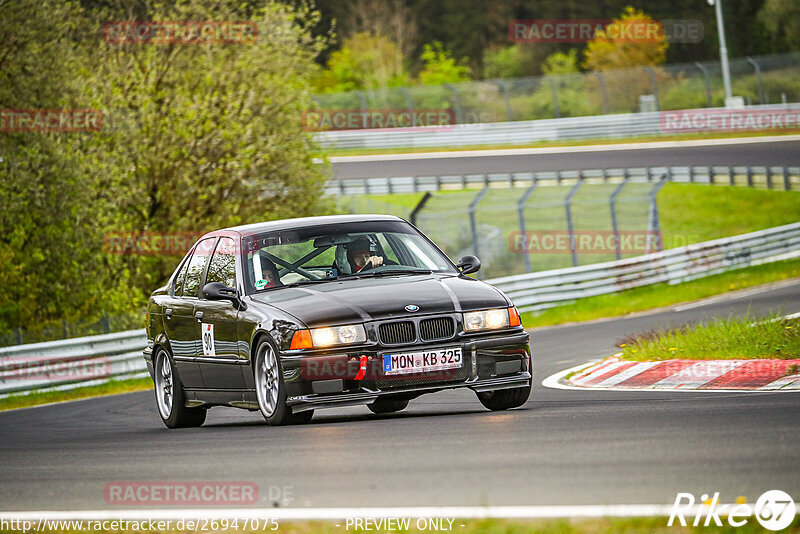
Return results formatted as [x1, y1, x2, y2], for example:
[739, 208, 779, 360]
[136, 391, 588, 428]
[154, 348, 206, 429]
[368, 397, 409, 414]
[476, 386, 531, 411]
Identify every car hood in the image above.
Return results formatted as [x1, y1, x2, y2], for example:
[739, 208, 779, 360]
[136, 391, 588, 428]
[248, 274, 509, 327]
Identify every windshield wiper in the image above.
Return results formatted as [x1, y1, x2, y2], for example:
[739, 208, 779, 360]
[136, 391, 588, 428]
[342, 269, 433, 279]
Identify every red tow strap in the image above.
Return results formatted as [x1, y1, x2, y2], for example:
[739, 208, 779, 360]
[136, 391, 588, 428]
[354, 355, 367, 381]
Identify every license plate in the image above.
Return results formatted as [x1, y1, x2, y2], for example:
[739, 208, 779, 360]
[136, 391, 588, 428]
[382, 347, 462, 376]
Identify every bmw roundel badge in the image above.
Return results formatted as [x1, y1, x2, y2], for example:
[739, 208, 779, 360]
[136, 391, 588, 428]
[405, 304, 420, 312]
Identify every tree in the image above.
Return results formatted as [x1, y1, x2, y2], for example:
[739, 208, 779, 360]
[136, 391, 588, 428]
[583, 6, 668, 72]
[83, 0, 334, 293]
[417, 42, 471, 85]
[757, 0, 800, 52]
[313, 32, 408, 93]
[583, 7, 669, 113]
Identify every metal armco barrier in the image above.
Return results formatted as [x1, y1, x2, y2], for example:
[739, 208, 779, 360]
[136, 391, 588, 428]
[487, 222, 800, 312]
[1, 224, 798, 396]
[315, 103, 800, 150]
[0, 329, 147, 397]
[326, 164, 800, 196]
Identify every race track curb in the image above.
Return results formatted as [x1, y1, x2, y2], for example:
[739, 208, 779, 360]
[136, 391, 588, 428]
[566, 355, 800, 391]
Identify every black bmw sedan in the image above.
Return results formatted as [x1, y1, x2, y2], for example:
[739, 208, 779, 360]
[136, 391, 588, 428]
[143, 215, 532, 428]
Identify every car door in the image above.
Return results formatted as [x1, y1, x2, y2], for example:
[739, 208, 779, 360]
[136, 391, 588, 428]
[162, 239, 214, 389]
[195, 236, 247, 390]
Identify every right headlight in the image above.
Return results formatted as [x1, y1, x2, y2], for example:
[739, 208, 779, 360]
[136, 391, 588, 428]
[462, 307, 521, 332]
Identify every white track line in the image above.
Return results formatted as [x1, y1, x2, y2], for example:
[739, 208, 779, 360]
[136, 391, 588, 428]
[329, 134, 800, 163]
[0, 504, 746, 520]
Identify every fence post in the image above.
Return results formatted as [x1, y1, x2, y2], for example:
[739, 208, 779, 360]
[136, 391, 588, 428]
[646, 174, 669, 254]
[13, 327, 23, 345]
[693, 61, 713, 107]
[468, 187, 490, 277]
[783, 167, 790, 191]
[62, 320, 68, 339]
[517, 179, 539, 273]
[549, 78, 560, 118]
[409, 192, 432, 227]
[443, 83, 463, 124]
[494, 80, 514, 122]
[592, 72, 610, 114]
[747, 166, 753, 187]
[728, 166, 734, 185]
[644, 66, 660, 111]
[609, 169, 632, 260]
[564, 174, 584, 267]
[746, 57, 766, 104]
[103, 312, 111, 334]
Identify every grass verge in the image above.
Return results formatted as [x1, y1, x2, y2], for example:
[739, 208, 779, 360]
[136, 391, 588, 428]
[617, 313, 800, 361]
[324, 130, 799, 157]
[8, 517, 799, 533]
[0, 376, 153, 412]
[521, 257, 800, 329]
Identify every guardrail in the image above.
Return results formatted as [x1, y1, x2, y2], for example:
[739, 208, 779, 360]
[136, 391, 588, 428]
[489, 222, 800, 312]
[326, 164, 800, 196]
[315, 103, 800, 150]
[0, 330, 148, 398]
[1, 223, 798, 397]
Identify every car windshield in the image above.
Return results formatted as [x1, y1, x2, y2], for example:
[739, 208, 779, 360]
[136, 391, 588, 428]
[241, 220, 458, 292]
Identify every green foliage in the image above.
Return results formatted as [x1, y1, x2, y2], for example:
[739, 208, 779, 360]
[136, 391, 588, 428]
[1, 0, 334, 337]
[417, 42, 471, 86]
[313, 32, 408, 92]
[542, 50, 581, 76]
[758, 0, 800, 52]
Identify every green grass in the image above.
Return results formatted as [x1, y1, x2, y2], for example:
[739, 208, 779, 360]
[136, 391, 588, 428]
[9, 516, 799, 533]
[0, 376, 153, 412]
[324, 129, 800, 157]
[520, 257, 800, 328]
[617, 313, 800, 362]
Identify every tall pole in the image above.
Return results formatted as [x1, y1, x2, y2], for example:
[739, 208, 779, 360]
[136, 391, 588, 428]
[711, 0, 733, 103]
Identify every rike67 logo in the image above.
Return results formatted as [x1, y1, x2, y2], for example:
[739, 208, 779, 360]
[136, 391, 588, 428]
[669, 490, 796, 530]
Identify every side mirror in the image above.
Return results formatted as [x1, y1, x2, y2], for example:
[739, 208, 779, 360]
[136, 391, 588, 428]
[456, 255, 481, 275]
[202, 282, 244, 308]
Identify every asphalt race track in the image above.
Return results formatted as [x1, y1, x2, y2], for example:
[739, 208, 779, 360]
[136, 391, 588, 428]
[331, 137, 800, 179]
[1, 280, 798, 511]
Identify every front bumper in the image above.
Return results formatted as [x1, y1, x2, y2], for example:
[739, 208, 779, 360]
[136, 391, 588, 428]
[278, 330, 532, 413]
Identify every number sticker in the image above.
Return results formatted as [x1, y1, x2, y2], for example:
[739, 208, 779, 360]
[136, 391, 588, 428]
[201, 323, 216, 356]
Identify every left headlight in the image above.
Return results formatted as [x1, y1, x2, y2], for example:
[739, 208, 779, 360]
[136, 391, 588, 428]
[463, 307, 521, 332]
[302, 324, 367, 348]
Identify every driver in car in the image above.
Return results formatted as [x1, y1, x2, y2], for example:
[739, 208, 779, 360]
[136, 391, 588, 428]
[260, 257, 283, 288]
[347, 237, 384, 272]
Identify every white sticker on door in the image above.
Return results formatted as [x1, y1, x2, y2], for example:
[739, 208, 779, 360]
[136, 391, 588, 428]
[201, 323, 215, 356]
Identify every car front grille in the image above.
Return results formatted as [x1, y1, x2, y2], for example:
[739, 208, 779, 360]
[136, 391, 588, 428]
[378, 320, 416, 345]
[419, 317, 455, 342]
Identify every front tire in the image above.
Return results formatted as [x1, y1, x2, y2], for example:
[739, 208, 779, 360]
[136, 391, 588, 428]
[254, 338, 312, 425]
[476, 386, 531, 411]
[154, 348, 206, 429]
